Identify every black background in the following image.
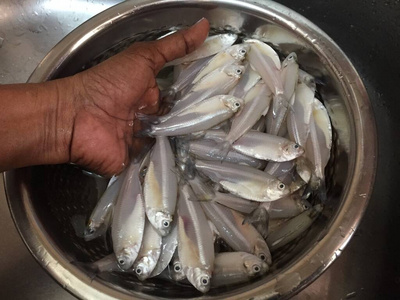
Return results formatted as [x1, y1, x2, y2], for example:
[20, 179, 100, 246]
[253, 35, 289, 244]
[278, 1, 400, 298]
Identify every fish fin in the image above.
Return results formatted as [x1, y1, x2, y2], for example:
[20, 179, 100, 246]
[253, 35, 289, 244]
[160, 87, 176, 101]
[242, 206, 268, 225]
[135, 112, 160, 124]
[220, 141, 232, 162]
[209, 141, 231, 162]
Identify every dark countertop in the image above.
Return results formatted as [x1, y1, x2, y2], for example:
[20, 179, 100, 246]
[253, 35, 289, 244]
[1, 0, 399, 299]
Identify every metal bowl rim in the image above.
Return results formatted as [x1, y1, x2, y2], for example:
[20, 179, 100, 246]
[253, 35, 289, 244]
[3, 0, 377, 299]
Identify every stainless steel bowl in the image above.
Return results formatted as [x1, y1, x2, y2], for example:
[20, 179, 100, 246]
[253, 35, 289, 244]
[4, 0, 377, 299]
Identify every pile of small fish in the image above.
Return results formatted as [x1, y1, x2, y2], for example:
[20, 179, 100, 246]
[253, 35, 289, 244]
[81, 32, 332, 293]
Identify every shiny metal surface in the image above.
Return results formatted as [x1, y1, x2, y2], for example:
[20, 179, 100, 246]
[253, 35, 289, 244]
[0, 0, 121, 84]
[2, 0, 377, 299]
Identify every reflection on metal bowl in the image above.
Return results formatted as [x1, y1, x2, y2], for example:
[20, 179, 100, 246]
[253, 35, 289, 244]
[4, 0, 377, 299]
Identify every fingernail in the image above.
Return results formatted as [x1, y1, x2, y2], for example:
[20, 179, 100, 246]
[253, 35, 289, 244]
[195, 17, 206, 24]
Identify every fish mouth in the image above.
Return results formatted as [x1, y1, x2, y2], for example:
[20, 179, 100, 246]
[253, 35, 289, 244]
[116, 246, 140, 270]
[187, 267, 211, 293]
[147, 210, 173, 236]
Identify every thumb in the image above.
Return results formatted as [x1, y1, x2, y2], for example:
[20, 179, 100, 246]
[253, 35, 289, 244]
[126, 18, 210, 74]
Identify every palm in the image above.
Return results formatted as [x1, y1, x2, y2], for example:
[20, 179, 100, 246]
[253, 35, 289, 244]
[69, 19, 209, 176]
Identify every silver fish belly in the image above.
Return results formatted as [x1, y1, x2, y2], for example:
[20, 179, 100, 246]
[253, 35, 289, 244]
[143, 136, 177, 236]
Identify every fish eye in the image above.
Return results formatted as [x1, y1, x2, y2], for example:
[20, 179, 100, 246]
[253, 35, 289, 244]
[234, 102, 241, 107]
[87, 228, 95, 234]
[201, 276, 209, 285]
[162, 220, 170, 228]
[239, 49, 247, 55]
[294, 144, 299, 149]
[119, 259, 125, 265]
[235, 69, 243, 75]
[174, 264, 181, 272]
[136, 267, 142, 275]
[259, 253, 267, 261]
[253, 265, 261, 273]
[140, 167, 148, 177]
[278, 183, 285, 190]
[303, 204, 310, 210]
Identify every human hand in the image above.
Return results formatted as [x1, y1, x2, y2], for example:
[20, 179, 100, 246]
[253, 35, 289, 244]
[65, 19, 210, 176]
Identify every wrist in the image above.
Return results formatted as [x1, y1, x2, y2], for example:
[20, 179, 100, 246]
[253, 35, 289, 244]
[39, 77, 78, 166]
[0, 79, 77, 171]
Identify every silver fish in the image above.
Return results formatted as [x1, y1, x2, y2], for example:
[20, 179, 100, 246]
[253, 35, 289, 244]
[245, 39, 288, 133]
[232, 131, 304, 162]
[150, 220, 179, 277]
[230, 65, 261, 99]
[224, 81, 272, 146]
[111, 161, 145, 270]
[201, 201, 272, 265]
[178, 183, 214, 293]
[166, 56, 212, 96]
[193, 44, 250, 84]
[266, 52, 298, 137]
[204, 130, 304, 162]
[244, 38, 281, 69]
[287, 82, 315, 147]
[146, 95, 243, 136]
[84, 172, 125, 241]
[266, 204, 323, 251]
[195, 160, 290, 201]
[143, 136, 177, 236]
[187, 138, 265, 169]
[165, 33, 238, 66]
[211, 252, 269, 287]
[307, 98, 332, 181]
[168, 64, 245, 116]
[261, 192, 311, 219]
[281, 52, 299, 106]
[252, 24, 308, 50]
[133, 219, 163, 280]
[213, 191, 259, 214]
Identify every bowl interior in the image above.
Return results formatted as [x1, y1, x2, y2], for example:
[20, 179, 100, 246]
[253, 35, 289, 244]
[5, 1, 374, 299]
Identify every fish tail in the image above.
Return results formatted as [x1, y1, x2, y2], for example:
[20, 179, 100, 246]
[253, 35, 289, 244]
[218, 141, 232, 162]
[160, 86, 180, 105]
[160, 88, 174, 98]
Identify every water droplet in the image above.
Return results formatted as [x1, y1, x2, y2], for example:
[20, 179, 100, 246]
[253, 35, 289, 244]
[128, 120, 134, 127]
[346, 291, 357, 299]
